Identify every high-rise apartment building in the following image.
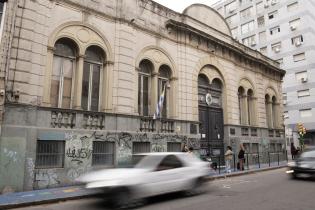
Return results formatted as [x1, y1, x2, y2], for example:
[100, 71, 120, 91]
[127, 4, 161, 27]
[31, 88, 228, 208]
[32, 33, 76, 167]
[213, 0, 315, 146]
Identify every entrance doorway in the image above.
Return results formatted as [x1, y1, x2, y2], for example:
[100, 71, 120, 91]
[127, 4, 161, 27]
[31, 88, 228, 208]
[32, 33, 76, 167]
[198, 75, 224, 158]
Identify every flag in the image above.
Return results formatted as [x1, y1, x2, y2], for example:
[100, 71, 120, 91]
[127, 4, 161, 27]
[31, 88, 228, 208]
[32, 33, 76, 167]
[153, 86, 165, 120]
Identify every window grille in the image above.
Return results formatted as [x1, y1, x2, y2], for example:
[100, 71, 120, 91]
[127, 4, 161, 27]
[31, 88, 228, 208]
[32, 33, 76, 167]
[167, 142, 181, 152]
[252, 143, 259, 153]
[92, 141, 115, 166]
[251, 128, 258, 136]
[241, 127, 249, 136]
[269, 143, 276, 152]
[35, 140, 65, 168]
[133, 142, 150, 154]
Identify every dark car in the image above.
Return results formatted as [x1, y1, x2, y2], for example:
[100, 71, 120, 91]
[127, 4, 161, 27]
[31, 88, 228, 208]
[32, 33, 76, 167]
[287, 149, 315, 179]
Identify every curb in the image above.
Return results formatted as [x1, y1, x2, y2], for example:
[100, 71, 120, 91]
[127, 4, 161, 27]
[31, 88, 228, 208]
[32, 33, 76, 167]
[206, 165, 287, 180]
[0, 193, 98, 210]
[0, 165, 287, 209]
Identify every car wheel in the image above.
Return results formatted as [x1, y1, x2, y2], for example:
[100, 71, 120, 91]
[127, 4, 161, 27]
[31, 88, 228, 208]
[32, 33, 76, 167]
[185, 177, 206, 196]
[110, 188, 132, 209]
[291, 173, 298, 179]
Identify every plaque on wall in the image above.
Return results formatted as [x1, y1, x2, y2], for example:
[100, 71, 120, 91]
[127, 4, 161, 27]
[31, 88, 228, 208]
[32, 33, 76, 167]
[212, 149, 221, 156]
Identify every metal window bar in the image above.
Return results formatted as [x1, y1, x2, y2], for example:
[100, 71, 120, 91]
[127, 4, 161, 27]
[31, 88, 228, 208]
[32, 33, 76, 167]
[92, 141, 115, 166]
[35, 140, 65, 169]
[132, 142, 151, 154]
[167, 142, 181, 152]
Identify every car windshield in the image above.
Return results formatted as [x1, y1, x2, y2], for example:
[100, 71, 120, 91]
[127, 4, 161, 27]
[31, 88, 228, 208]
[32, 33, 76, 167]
[134, 155, 164, 169]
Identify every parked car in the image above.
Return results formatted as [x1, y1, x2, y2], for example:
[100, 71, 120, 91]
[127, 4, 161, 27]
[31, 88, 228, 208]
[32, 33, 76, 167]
[77, 152, 210, 207]
[286, 149, 315, 179]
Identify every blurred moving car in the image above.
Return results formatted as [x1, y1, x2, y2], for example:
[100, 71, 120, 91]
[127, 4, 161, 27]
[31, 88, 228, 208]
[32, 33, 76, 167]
[77, 152, 210, 207]
[286, 149, 315, 179]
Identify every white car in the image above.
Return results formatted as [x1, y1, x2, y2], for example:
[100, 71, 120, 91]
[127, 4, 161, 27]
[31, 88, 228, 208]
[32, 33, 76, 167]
[77, 152, 210, 207]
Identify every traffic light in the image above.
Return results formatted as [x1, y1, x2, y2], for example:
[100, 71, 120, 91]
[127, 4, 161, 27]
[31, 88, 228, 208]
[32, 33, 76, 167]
[297, 123, 306, 137]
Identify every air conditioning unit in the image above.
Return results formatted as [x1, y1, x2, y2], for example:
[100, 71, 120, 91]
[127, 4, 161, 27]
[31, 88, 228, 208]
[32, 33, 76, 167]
[301, 77, 308, 83]
[264, 3, 269, 8]
[283, 100, 287, 105]
[275, 47, 280, 53]
[229, 9, 235, 13]
[251, 41, 256, 46]
[271, 0, 277, 5]
[290, 25, 296, 31]
[295, 41, 302, 46]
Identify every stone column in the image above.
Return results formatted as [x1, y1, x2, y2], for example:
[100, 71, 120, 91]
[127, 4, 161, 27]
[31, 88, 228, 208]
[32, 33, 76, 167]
[73, 54, 85, 109]
[101, 61, 114, 112]
[267, 100, 273, 128]
[241, 94, 248, 125]
[169, 76, 178, 119]
[42, 46, 55, 106]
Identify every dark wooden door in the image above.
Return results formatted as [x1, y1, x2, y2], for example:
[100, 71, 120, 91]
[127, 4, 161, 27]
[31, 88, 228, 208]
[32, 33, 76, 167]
[199, 106, 224, 157]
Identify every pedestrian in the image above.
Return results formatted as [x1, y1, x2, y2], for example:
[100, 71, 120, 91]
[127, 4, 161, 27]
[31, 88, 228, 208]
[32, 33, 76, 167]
[182, 144, 188, 152]
[224, 146, 233, 173]
[290, 142, 297, 160]
[238, 143, 245, 171]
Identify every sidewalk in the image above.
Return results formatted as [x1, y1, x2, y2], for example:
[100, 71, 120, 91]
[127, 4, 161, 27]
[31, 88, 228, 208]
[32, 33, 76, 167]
[0, 186, 102, 209]
[0, 163, 287, 209]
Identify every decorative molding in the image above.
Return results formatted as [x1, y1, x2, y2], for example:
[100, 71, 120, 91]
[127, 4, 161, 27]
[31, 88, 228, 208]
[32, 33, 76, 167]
[104, 61, 114, 65]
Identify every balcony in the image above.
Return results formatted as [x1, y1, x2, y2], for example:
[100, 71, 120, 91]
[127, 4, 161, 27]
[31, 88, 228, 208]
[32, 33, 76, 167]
[51, 110, 76, 128]
[140, 117, 175, 133]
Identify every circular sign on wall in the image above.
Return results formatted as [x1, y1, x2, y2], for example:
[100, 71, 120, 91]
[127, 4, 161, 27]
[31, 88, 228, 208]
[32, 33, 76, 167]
[205, 93, 212, 106]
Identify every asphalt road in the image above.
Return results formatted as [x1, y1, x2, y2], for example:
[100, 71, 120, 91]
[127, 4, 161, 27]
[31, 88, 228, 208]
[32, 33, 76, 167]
[12, 168, 315, 210]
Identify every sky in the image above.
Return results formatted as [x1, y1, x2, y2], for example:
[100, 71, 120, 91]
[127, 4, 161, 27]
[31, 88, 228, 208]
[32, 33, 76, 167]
[152, 0, 221, 13]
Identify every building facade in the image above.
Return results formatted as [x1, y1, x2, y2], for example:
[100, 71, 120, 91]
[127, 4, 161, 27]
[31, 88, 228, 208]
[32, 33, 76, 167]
[213, 0, 315, 146]
[0, 0, 285, 192]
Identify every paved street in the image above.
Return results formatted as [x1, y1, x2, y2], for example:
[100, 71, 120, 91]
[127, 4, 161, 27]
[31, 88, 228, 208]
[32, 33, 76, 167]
[12, 168, 315, 210]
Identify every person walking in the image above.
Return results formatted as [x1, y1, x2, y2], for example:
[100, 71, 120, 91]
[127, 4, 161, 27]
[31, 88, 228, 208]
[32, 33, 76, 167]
[290, 142, 297, 160]
[224, 146, 233, 173]
[238, 144, 245, 171]
[182, 144, 188, 152]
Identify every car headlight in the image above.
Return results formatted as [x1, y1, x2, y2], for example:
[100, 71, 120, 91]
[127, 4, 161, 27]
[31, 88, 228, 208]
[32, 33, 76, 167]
[287, 162, 296, 167]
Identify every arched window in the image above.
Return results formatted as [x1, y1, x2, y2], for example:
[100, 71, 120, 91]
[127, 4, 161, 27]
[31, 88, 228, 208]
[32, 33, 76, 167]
[265, 94, 272, 128]
[198, 74, 210, 87]
[238, 87, 245, 125]
[81, 46, 105, 111]
[51, 38, 77, 108]
[158, 65, 172, 118]
[272, 96, 277, 128]
[138, 60, 153, 116]
[211, 78, 223, 107]
[247, 89, 254, 125]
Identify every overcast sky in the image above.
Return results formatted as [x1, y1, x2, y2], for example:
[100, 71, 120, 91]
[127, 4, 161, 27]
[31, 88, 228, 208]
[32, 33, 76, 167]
[153, 0, 221, 12]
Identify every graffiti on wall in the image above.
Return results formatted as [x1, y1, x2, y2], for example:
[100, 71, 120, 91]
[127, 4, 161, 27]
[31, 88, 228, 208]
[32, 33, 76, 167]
[26, 158, 35, 188]
[2, 148, 19, 168]
[33, 130, 199, 189]
[34, 169, 60, 189]
[65, 132, 93, 181]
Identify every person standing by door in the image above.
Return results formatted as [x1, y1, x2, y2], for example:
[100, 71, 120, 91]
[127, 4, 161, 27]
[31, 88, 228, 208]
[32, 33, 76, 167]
[224, 146, 233, 173]
[238, 144, 245, 171]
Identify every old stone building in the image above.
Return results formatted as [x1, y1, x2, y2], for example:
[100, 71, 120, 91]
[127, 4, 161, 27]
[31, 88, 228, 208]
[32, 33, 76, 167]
[0, 0, 285, 192]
